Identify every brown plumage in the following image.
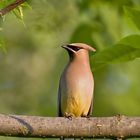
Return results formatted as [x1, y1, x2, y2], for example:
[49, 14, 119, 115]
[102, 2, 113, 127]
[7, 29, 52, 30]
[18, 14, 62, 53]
[58, 43, 96, 118]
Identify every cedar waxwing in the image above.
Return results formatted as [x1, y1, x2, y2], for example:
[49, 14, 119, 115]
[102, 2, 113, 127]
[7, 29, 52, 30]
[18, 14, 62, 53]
[58, 43, 96, 118]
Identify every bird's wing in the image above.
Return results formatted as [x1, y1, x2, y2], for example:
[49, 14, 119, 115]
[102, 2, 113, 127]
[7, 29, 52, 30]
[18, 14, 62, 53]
[87, 98, 93, 117]
[57, 84, 63, 117]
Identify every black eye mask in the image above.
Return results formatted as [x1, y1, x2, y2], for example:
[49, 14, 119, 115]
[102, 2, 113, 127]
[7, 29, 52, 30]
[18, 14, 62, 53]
[67, 45, 81, 52]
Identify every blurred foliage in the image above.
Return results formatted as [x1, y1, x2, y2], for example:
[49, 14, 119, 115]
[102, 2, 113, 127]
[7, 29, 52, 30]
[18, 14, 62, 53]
[0, 0, 30, 17]
[0, 0, 15, 9]
[124, 6, 140, 30]
[0, 0, 140, 140]
[91, 35, 140, 71]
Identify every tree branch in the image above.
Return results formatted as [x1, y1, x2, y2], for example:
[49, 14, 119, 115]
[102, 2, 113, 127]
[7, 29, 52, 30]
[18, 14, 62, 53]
[0, 114, 140, 139]
[0, 0, 26, 16]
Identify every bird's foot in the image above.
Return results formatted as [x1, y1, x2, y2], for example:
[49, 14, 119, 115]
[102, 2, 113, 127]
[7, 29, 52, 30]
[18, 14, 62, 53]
[64, 112, 74, 120]
[81, 114, 91, 120]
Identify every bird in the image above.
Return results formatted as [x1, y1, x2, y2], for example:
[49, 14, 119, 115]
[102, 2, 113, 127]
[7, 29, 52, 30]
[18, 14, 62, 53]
[58, 43, 96, 119]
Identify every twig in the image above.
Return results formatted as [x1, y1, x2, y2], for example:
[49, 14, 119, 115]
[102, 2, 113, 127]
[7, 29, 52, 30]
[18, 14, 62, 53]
[0, 0, 26, 16]
[0, 114, 140, 139]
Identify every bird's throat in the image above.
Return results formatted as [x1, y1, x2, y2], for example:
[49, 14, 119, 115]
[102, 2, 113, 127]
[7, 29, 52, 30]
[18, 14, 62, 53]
[70, 53, 90, 67]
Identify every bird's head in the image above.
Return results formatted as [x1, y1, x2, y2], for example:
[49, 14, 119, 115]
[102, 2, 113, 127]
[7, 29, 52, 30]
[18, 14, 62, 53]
[62, 43, 96, 60]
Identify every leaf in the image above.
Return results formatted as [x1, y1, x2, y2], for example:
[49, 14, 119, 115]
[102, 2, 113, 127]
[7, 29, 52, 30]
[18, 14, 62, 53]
[21, 2, 32, 9]
[13, 6, 23, 20]
[12, 6, 26, 26]
[118, 34, 140, 49]
[91, 35, 140, 71]
[70, 23, 96, 46]
[124, 7, 140, 30]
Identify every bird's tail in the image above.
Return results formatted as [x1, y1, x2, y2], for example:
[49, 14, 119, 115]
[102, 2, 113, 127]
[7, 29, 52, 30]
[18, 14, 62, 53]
[60, 137, 64, 140]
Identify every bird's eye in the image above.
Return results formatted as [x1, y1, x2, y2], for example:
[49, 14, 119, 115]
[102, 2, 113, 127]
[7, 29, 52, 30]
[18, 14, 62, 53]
[75, 47, 80, 51]
[67, 45, 81, 52]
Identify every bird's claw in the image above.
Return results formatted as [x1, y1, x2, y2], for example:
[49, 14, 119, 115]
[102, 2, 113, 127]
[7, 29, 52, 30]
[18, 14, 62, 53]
[81, 114, 91, 120]
[64, 112, 74, 120]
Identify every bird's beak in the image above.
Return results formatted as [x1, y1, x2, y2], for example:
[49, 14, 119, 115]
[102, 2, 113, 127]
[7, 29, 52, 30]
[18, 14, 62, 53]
[61, 45, 76, 53]
[87, 46, 96, 52]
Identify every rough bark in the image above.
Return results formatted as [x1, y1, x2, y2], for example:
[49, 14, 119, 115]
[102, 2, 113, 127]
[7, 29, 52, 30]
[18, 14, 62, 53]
[0, 114, 140, 139]
[0, 0, 26, 16]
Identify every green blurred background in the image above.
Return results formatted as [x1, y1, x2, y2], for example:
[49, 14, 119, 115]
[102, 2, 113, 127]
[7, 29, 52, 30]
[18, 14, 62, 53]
[0, 0, 140, 139]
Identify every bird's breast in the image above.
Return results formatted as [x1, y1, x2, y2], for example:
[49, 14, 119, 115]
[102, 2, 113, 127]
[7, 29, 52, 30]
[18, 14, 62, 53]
[60, 63, 94, 116]
[64, 63, 94, 92]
